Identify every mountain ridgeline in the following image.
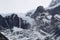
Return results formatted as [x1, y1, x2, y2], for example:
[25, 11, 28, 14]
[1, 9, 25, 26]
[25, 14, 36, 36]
[0, 1, 60, 40]
[26, 4, 60, 40]
[0, 14, 30, 30]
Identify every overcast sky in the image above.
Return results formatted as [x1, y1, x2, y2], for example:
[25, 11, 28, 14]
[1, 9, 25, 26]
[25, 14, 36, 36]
[0, 0, 52, 13]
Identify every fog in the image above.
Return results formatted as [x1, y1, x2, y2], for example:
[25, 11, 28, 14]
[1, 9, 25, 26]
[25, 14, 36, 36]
[0, 0, 52, 14]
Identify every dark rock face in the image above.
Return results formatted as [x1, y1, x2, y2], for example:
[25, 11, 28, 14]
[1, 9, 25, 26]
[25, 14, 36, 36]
[0, 13, 31, 30]
[0, 15, 9, 29]
[0, 33, 8, 40]
[4, 14, 19, 29]
[34, 6, 45, 13]
[11, 14, 19, 27]
[31, 6, 45, 19]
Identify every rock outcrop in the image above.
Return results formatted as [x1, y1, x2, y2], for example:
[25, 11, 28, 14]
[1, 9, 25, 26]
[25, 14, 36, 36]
[0, 13, 31, 30]
[0, 33, 8, 40]
[26, 4, 60, 40]
[31, 6, 45, 19]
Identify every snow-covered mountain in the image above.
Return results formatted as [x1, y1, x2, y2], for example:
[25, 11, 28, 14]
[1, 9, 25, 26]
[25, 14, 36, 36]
[0, 0, 60, 40]
[26, 3, 60, 40]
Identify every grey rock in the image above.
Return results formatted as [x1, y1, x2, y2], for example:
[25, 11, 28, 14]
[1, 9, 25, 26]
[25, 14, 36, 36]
[0, 33, 8, 40]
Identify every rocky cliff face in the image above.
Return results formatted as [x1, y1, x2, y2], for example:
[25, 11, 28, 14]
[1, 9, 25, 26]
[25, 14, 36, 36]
[0, 14, 20, 29]
[26, 3, 60, 40]
[0, 13, 31, 30]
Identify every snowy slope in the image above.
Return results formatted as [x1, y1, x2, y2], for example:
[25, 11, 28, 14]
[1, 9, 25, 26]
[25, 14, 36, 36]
[0, 0, 60, 40]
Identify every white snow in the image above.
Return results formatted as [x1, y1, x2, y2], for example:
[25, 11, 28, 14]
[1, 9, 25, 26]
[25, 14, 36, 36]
[1, 27, 51, 40]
